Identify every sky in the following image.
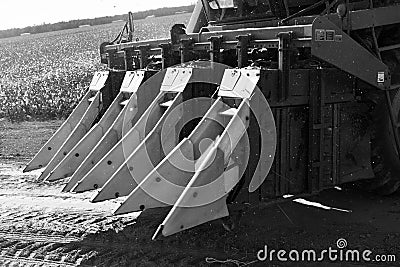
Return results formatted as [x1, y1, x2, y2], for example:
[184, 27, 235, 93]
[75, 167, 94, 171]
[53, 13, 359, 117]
[0, 0, 194, 30]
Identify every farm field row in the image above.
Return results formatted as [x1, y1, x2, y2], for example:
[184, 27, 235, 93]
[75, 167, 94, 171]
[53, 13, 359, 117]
[0, 13, 191, 121]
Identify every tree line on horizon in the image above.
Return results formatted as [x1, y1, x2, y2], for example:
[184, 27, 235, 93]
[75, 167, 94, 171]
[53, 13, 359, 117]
[0, 5, 195, 39]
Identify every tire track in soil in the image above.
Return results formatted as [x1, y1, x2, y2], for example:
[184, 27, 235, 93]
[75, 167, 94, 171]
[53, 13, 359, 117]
[0, 207, 134, 266]
[0, 162, 143, 266]
[0, 255, 80, 267]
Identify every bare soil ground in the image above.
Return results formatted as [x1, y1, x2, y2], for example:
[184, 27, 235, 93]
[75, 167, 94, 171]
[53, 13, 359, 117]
[1, 120, 400, 266]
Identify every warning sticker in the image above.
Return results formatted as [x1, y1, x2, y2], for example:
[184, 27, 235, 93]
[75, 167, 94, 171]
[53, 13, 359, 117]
[377, 72, 385, 83]
[315, 29, 326, 41]
[326, 30, 335, 41]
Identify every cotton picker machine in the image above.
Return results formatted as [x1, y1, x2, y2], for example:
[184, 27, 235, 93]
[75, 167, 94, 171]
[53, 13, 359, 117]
[24, 0, 400, 238]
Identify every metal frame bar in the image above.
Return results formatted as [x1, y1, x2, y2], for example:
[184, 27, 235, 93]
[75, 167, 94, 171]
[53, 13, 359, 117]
[308, 69, 324, 193]
[104, 5, 400, 55]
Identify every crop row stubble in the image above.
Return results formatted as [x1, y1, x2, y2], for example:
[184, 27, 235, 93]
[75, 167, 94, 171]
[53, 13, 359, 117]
[0, 14, 191, 122]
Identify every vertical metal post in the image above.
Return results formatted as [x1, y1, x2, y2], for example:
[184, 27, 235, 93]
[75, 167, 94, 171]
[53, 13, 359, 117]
[124, 48, 135, 71]
[128, 12, 134, 42]
[208, 36, 222, 63]
[160, 43, 173, 69]
[278, 32, 292, 101]
[274, 109, 281, 196]
[137, 45, 150, 69]
[236, 35, 250, 68]
[180, 39, 193, 63]
[279, 108, 290, 195]
[332, 103, 339, 184]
